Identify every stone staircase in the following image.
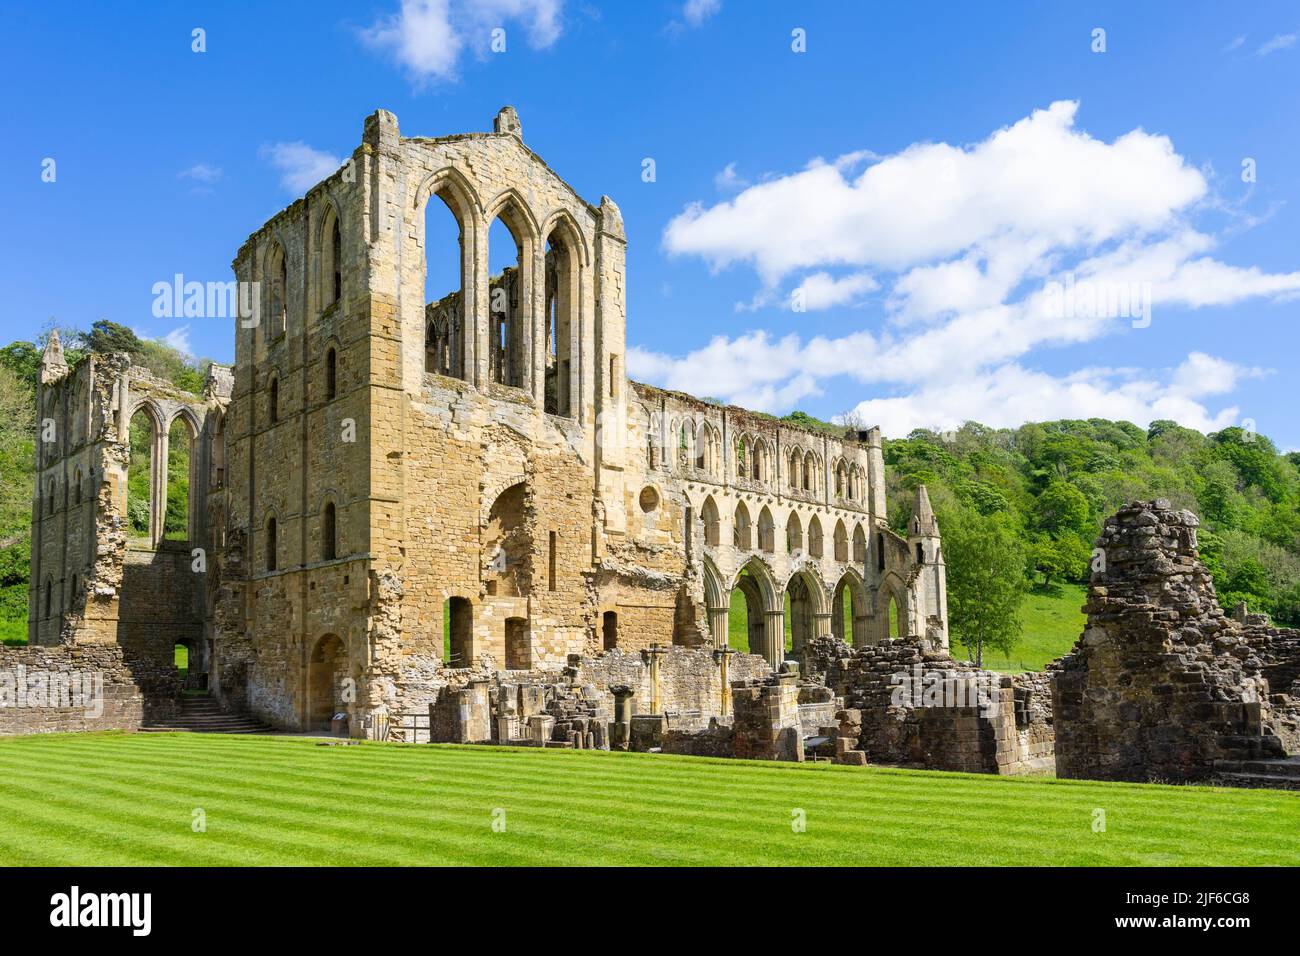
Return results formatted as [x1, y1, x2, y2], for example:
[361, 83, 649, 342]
[141, 694, 272, 734]
[1212, 755, 1300, 790]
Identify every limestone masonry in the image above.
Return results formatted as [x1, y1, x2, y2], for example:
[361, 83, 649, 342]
[20, 108, 947, 746]
[22, 110, 1298, 787]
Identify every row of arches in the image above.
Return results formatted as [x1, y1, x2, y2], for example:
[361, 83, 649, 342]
[421, 169, 588, 418]
[125, 402, 199, 547]
[704, 557, 908, 665]
[656, 416, 869, 506]
[700, 496, 867, 563]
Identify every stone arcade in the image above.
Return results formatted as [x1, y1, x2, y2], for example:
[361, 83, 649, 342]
[21, 108, 950, 749]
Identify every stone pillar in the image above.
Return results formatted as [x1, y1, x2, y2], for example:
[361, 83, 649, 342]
[609, 683, 635, 751]
[714, 646, 735, 716]
[813, 611, 832, 640]
[763, 610, 785, 669]
[643, 643, 667, 713]
[454, 679, 492, 743]
[707, 602, 729, 648]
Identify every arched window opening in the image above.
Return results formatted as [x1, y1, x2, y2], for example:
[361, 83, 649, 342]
[322, 501, 337, 561]
[803, 453, 813, 491]
[702, 496, 720, 547]
[853, 524, 867, 563]
[265, 517, 278, 572]
[424, 184, 467, 380]
[877, 532, 886, 571]
[543, 225, 577, 416]
[267, 243, 287, 336]
[916, 542, 925, 563]
[74, 469, 82, 505]
[834, 520, 849, 562]
[733, 503, 752, 550]
[758, 507, 775, 553]
[753, 441, 766, 481]
[127, 407, 155, 545]
[163, 416, 194, 542]
[269, 377, 279, 424]
[788, 449, 800, 489]
[443, 596, 473, 666]
[786, 513, 803, 554]
[737, 438, 748, 477]
[602, 611, 619, 651]
[330, 214, 342, 305]
[43, 577, 53, 619]
[325, 348, 337, 401]
[487, 210, 527, 389]
[729, 567, 768, 658]
[808, 517, 824, 558]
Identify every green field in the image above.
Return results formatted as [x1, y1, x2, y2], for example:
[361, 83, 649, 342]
[951, 582, 1087, 672]
[0, 732, 1294, 866]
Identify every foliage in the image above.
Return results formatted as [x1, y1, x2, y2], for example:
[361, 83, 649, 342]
[942, 508, 1025, 667]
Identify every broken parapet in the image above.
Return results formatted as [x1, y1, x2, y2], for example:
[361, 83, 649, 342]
[732, 673, 804, 761]
[1053, 500, 1297, 783]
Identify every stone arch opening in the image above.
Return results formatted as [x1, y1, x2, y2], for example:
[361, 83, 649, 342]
[486, 198, 534, 390]
[785, 569, 825, 655]
[321, 499, 337, 561]
[505, 617, 530, 669]
[321, 203, 342, 308]
[163, 412, 197, 543]
[126, 404, 160, 546]
[269, 375, 280, 423]
[808, 516, 824, 558]
[265, 515, 278, 572]
[733, 502, 752, 550]
[266, 241, 287, 336]
[757, 506, 775, 552]
[701, 495, 720, 547]
[701, 557, 728, 646]
[325, 346, 337, 401]
[602, 610, 619, 651]
[485, 481, 528, 597]
[423, 180, 472, 380]
[786, 512, 803, 554]
[788, 446, 802, 489]
[833, 519, 848, 562]
[832, 571, 866, 645]
[543, 218, 579, 416]
[853, 523, 867, 563]
[443, 596, 473, 666]
[308, 634, 347, 731]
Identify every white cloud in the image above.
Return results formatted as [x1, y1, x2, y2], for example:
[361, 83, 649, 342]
[259, 142, 344, 193]
[177, 164, 222, 182]
[1257, 33, 1297, 56]
[361, 0, 563, 84]
[1224, 35, 1246, 53]
[790, 271, 878, 311]
[160, 325, 193, 358]
[840, 355, 1267, 437]
[642, 101, 1300, 433]
[714, 161, 748, 192]
[665, 101, 1205, 285]
[682, 0, 721, 27]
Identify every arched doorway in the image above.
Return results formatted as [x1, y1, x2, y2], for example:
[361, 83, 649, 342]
[728, 559, 780, 665]
[785, 569, 827, 656]
[308, 634, 347, 731]
[443, 597, 473, 666]
[831, 571, 866, 645]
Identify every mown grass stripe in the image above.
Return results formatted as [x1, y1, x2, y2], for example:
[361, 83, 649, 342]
[0, 733, 1296, 866]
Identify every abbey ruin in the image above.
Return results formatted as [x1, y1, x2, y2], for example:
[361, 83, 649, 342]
[15, 109, 1300, 787]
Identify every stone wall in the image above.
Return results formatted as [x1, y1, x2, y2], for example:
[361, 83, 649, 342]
[1053, 500, 1300, 783]
[0, 644, 175, 735]
[801, 635, 1053, 774]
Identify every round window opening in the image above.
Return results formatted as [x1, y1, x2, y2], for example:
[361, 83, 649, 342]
[638, 486, 660, 513]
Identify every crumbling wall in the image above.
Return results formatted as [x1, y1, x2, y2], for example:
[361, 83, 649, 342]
[1053, 500, 1298, 783]
[801, 635, 1053, 774]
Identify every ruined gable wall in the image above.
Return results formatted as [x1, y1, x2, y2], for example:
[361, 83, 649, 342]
[1053, 500, 1294, 782]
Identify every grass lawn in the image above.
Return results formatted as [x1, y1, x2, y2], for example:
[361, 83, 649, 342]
[0, 616, 26, 647]
[0, 732, 1294, 866]
[951, 582, 1088, 673]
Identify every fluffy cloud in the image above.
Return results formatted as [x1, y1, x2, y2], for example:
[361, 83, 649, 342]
[682, 0, 722, 27]
[1257, 33, 1297, 57]
[643, 101, 1300, 433]
[259, 142, 344, 193]
[361, 0, 563, 84]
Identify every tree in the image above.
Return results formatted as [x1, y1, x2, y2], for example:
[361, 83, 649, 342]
[942, 508, 1025, 668]
[1034, 479, 1091, 538]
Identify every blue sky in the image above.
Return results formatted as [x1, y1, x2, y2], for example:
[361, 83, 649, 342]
[3, 1, 1299, 444]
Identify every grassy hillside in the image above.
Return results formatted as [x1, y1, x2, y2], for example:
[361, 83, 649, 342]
[0, 733, 1293, 866]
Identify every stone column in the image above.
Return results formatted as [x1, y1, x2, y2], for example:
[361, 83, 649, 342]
[813, 611, 832, 640]
[714, 646, 735, 715]
[644, 643, 667, 714]
[609, 684, 635, 751]
[468, 214, 489, 387]
[763, 610, 785, 669]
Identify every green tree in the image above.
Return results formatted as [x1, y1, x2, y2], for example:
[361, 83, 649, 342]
[943, 508, 1026, 668]
[1034, 479, 1090, 538]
